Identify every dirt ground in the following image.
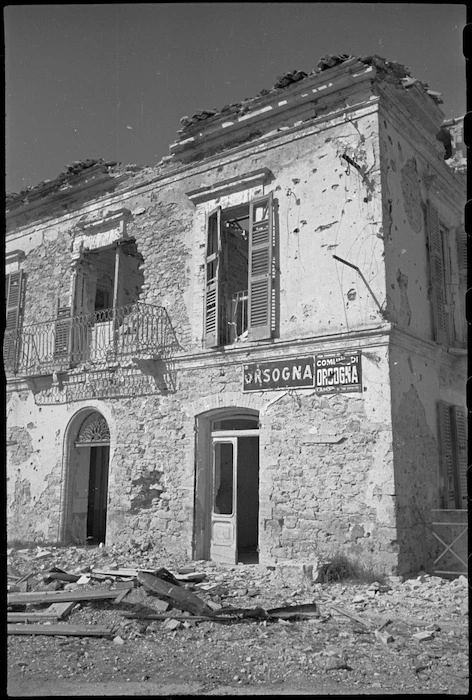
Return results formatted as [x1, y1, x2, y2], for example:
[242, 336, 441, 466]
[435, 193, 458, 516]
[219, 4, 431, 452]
[6, 543, 469, 696]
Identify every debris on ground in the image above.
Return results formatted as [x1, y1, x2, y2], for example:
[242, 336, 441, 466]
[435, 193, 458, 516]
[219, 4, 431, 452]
[6, 543, 469, 695]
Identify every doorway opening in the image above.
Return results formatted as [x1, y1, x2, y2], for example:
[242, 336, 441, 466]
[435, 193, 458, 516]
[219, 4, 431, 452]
[64, 411, 110, 546]
[194, 410, 259, 565]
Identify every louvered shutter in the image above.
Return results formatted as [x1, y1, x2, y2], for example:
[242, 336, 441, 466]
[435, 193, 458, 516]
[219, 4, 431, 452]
[204, 207, 222, 348]
[438, 402, 457, 508]
[456, 229, 467, 275]
[248, 192, 273, 341]
[5, 270, 24, 333]
[426, 202, 448, 344]
[452, 406, 467, 509]
[4, 271, 24, 370]
[54, 305, 71, 358]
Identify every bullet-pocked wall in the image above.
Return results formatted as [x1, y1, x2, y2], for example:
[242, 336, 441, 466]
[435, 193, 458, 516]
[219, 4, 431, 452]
[1, 98, 409, 572]
[378, 89, 466, 573]
[6, 56, 466, 577]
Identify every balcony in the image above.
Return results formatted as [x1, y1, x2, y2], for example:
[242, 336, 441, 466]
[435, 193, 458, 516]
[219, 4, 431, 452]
[4, 303, 177, 377]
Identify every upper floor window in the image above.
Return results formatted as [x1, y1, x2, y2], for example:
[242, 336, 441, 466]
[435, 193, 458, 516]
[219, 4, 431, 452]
[204, 192, 275, 348]
[426, 201, 465, 348]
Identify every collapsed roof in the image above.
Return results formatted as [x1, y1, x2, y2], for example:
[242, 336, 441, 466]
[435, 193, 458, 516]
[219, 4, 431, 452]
[177, 54, 443, 131]
[7, 54, 460, 213]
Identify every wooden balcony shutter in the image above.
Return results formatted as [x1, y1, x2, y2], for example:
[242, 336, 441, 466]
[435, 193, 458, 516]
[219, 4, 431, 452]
[248, 192, 273, 341]
[6, 270, 24, 333]
[452, 406, 467, 509]
[426, 201, 448, 344]
[204, 207, 222, 348]
[54, 305, 72, 357]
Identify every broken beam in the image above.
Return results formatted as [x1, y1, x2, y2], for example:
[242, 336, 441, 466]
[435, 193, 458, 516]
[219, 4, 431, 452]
[8, 624, 113, 637]
[137, 571, 215, 617]
[8, 587, 132, 606]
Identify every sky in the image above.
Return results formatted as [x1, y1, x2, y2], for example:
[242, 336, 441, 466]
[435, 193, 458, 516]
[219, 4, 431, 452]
[4, 2, 467, 195]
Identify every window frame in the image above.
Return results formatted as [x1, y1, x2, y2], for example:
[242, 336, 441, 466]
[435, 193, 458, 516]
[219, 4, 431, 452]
[203, 192, 275, 349]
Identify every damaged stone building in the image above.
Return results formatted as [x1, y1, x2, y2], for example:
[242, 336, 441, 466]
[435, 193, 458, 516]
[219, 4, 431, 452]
[5, 54, 466, 576]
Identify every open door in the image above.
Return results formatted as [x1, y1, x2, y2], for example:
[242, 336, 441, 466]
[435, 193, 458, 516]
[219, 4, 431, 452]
[210, 438, 237, 564]
[87, 445, 110, 544]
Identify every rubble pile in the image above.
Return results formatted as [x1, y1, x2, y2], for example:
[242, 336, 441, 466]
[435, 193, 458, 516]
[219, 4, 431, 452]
[7, 544, 469, 695]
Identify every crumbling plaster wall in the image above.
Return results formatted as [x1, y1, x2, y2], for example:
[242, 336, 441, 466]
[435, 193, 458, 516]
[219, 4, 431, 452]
[378, 110, 464, 339]
[21, 230, 75, 325]
[180, 109, 387, 345]
[388, 342, 447, 573]
[124, 189, 194, 349]
[6, 391, 65, 543]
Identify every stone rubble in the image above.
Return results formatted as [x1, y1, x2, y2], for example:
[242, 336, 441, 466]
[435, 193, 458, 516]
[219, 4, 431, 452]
[7, 543, 469, 695]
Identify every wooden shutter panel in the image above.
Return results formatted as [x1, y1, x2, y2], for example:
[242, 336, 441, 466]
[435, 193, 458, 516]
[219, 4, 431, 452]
[248, 192, 273, 341]
[452, 406, 467, 509]
[438, 402, 457, 508]
[4, 271, 24, 370]
[204, 207, 222, 348]
[455, 229, 467, 274]
[426, 202, 448, 344]
[5, 270, 24, 333]
[54, 305, 71, 357]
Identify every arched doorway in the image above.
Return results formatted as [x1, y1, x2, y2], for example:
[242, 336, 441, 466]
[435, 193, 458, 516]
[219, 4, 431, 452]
[194, 409, 259, 564]
[63, 411, 110, 545]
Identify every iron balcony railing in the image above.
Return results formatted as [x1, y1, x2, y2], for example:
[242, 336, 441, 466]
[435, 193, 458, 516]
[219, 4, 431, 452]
[4, 303, 176, 376]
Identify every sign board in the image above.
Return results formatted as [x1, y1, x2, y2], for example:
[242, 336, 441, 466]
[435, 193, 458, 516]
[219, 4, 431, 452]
[243, 356, 314, 392]
[314, 351, 362, 394]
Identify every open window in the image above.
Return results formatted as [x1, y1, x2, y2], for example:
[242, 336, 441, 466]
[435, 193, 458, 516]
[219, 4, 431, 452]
[54, 241, 144, 364]
[204, 192, 274, 348]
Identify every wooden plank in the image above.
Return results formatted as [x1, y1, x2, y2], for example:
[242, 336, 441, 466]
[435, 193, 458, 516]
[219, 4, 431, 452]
[174, 572, 206, 583]
[330, 604, 371, 630]
[91, 568, 140, 577]
[8, 587, 132, 606]
[8, 624, 113, 637]
[8, 613, 60, 623]
[112, 588, 131, 605]
[266, 603, 319, 620]
[46, 602, 76, 619]
[91, 568, 158, 578]
[123, 612, 233, 623]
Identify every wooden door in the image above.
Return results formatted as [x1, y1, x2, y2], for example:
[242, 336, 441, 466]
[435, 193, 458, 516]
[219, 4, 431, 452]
[210, 438, 237, 564]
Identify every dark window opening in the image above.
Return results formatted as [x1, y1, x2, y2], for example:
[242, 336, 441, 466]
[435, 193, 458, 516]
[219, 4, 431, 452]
[204, 193, 274, 348]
